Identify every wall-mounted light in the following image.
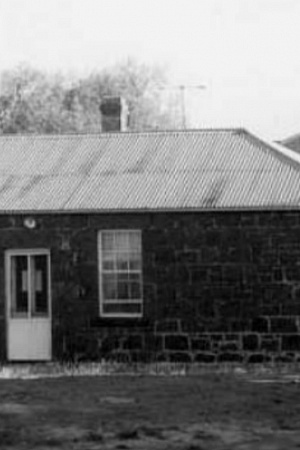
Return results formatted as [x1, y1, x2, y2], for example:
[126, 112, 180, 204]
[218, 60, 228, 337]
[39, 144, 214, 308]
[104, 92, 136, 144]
[23, 217, 37, 229]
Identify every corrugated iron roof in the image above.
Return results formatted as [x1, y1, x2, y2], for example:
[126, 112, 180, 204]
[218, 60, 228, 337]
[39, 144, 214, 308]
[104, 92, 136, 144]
[0, 128, 299, 212]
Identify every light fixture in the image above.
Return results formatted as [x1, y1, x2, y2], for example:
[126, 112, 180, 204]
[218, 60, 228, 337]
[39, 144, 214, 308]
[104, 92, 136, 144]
[23, 217, 37, 229]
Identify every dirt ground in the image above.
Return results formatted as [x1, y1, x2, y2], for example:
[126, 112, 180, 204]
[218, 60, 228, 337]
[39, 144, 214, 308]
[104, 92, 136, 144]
[0, 371, 299, 449]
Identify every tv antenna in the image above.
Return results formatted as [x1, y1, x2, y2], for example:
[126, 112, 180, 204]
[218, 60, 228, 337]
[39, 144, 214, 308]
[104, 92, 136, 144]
[157, 84, 207, 129]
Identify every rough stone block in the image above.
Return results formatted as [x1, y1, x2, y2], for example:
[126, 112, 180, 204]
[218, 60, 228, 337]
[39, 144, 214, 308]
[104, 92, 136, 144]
[285, 266, 300, 282]
[242, 334, 259, 351]
[190, 267, 209, 284]
[131, 351, 152, 363]
[281, 335, 300, 352]
[194, 352, 216, 363]
[260, 338, 280, 352]
[146, 230, 166, 247]
[155, 319, 181, 333]
[123, 334, 144, 351]
[155, 249, 176, 265]
[281, 303, 300, 315]
[143, 283, 157, 299]
[224, 334, 239, 341]
[272, 267, 283, 282]
[230, 320, 251, 332]
[260, 305, 281, 316]
[252, 317, 269, 333]
[247, 353, 272, 364]
[181, 321, 206, 333]
[205, 230, 220, 247]
[169, 352, 192, 363]
[155, 352, 169, 362]
[165, 334, 189, 351]
[240, 213, 257, 227]
[201, 247, 219, 263]
[257, 267, 273, 283]
[0, 216, 15, 229]
[107, 352, 131, 363]
[70, 334, 100, 361]
[208, 266, 223, 284]
[145, 335, 163, 352]
[219, 341, 240, 352]
[270, 317, 298, 333]
[174, 265, 190, 283]
[222, 265, 244, 285]
[176, 250, 199, 265]
[197, 298, 216, 318]
[273, 354, 295, 363]
[191, 338, 211, 351]
[85, 336, 100, 360]
[211, 334, 224, 342]
[217, 352, 244, 363]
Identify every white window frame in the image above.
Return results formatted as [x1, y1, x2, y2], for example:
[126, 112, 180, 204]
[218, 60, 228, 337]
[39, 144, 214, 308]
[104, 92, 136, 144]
[98, 230, 143, 318]
[5, 249, 52, 320]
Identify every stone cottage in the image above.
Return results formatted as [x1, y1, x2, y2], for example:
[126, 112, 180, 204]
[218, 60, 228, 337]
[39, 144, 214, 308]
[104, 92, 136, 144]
[1, 98, 300, 363]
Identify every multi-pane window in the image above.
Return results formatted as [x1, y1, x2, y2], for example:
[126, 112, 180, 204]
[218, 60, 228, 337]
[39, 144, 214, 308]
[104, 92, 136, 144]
[98, 230, 143, 317]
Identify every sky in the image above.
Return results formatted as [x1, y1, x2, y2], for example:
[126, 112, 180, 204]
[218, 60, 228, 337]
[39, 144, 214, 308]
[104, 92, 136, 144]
[0, 0, 300, 140]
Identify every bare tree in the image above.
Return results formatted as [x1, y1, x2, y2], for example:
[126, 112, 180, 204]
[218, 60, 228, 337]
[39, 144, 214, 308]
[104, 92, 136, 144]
[0, 60, 180, 134]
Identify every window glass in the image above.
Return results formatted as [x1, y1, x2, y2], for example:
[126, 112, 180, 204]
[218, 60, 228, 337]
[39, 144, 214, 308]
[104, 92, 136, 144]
[101, 232, 115, 251]
[100, 231, 142, 316]
[102, 273, 117, 300]
[11, 255, 28, 316]
[9, 253, 50, 318]
[32, 255, 49, 316]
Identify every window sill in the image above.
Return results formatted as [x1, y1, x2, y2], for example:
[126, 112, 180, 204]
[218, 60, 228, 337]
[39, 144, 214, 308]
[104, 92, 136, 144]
[90, 317, 150, 328]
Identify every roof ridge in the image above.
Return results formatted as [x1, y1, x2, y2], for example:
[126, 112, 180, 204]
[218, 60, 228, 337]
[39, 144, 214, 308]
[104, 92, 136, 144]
[0, 127, 245, 139]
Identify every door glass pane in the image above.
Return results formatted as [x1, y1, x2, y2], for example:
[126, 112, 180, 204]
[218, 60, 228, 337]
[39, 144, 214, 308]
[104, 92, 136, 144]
[11, 255, 28, 316]
[31, 255, 49, 316]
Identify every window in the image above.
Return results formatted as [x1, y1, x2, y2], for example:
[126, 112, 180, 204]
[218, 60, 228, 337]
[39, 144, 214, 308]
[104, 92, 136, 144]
[98, 230, 143, 317]
[8, 250, 50, 318]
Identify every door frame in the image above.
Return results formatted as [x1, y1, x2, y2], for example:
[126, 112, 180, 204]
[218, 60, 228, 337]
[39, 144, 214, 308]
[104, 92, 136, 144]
[5, 248, 52, 360]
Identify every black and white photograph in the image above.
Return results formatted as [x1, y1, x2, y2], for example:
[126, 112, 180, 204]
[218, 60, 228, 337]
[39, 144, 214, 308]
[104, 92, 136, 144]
[0, 0, 299, 448]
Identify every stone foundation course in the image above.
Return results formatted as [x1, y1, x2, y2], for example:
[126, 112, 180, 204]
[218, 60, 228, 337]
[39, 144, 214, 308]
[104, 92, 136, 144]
[64, 317, 300, 364]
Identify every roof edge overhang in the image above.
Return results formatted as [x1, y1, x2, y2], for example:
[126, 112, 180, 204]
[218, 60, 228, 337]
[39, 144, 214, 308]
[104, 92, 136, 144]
[0, 205, 300, 215]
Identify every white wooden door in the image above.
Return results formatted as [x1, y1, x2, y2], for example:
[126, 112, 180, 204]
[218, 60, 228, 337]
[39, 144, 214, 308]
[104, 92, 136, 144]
[6, 250, 52, 361]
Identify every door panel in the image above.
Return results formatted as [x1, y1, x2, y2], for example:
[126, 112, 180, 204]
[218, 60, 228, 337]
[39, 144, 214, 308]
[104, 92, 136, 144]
[8, 319, 51, 361]
[6, 250, 52, 361]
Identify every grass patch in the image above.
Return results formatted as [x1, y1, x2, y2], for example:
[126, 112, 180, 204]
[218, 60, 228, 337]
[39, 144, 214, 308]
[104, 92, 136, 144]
[0, 374, 299, 449]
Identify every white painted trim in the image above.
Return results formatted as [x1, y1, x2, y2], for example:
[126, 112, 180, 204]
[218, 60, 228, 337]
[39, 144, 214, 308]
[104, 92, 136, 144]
[98, 230, 143, 318]
[6, 249, 51, 256]
[102, 299, 143, 304]
[5, 249, 52, 360]
[270, 140, 300, 165]
[245, 130, 300, 166]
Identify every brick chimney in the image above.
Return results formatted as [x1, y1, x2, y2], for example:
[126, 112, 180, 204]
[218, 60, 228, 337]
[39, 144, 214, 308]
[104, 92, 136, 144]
[100, 96, 129, 132]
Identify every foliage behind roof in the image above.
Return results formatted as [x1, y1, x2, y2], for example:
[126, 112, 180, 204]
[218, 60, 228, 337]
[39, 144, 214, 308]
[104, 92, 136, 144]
[0, 128, 299, 212]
